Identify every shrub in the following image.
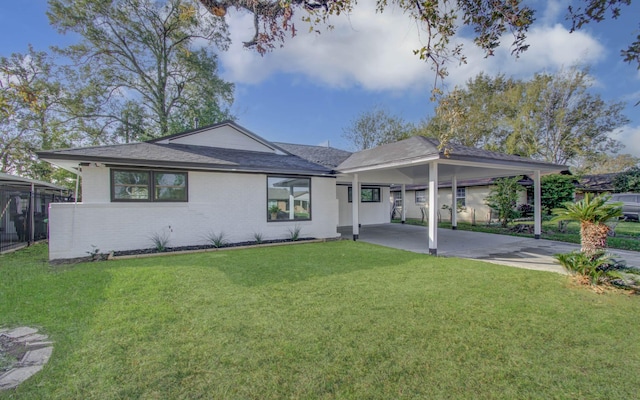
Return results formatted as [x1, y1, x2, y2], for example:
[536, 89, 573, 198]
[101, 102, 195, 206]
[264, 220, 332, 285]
[517, 204, 534, 218]
[485, 176, 525, 227]
[541, 174, 575, 215]
[206, 231, 228, 248]
[288, 225, 301, 241]
[149, 231, 170, 252]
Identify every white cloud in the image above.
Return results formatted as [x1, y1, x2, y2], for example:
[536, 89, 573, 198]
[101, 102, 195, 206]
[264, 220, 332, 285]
[611, 125, 640, 157]
[219, 2, 606, 92]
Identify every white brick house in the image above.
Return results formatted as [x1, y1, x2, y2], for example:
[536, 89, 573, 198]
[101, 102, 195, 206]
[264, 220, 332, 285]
[38, 121, 567, 260]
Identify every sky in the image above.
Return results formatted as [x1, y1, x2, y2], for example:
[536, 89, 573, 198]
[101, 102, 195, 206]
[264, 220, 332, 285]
[1, 0, 639, 156]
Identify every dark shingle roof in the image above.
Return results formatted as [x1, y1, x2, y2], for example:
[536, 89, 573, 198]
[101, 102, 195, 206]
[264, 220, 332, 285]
[274, 142, 352, 169]
[37, 142, 333, 176]
[576, 173, 617, 192]
[338, 136, 565, 171]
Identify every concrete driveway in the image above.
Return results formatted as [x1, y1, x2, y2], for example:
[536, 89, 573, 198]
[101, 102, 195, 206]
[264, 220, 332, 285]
[338, 224, 640, 274]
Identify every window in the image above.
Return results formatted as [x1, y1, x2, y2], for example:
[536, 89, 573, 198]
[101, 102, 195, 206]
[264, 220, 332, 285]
[111, 170, 187, 202]
[348, 187, 381, 203]
[393, 191, 402, 207]
[267, 176, 311, 221]
[415, 190, 426, 204]
[456, 187, 466, 207]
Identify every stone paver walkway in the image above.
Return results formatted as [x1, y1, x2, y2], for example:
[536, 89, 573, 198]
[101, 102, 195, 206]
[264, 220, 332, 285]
[0, 327, 53, 391]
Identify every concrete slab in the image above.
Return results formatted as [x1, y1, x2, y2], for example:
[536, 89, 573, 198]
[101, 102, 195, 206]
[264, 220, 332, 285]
[0, 366, 43, 390]
[20, 347, 53, 366]
[1, 327, 37, 339]
[339, 224, 640, 274]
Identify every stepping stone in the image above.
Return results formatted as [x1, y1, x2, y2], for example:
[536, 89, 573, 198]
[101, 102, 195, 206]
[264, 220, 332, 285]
[1, 327, 38, 339]
[0, 366, 43, 390]
[20, 347, 53, 366]
[25, 341, 54, 348]
[14, 334, 48, 344]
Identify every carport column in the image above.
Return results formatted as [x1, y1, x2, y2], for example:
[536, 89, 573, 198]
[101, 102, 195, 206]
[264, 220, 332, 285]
[533, 170, 542, 239]
[428, 161, 439, 255]
[401, 184, 406, 223]
[451, 175, 457, 230]
[352, 174, 360, 240]
[288, 186, 295, 220]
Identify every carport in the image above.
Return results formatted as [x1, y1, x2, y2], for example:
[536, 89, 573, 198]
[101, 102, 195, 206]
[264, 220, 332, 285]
[336, 136, 567, 255]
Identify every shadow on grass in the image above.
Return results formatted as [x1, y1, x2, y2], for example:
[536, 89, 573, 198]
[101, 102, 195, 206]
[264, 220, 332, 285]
[215, 240, 430, 287]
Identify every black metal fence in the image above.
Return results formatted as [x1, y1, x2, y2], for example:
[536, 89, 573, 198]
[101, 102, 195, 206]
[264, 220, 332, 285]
[0, 183, 72, 253]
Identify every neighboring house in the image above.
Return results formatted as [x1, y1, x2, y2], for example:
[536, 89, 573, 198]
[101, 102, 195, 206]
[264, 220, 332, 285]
[390, 177, 534, 224]
[574, 173, 617, 200]
[0, 173, 71, 253]
[38, 121, 566, 260]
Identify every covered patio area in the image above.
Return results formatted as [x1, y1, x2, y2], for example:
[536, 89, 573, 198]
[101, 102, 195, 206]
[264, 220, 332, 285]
[336, 136, 568, 255]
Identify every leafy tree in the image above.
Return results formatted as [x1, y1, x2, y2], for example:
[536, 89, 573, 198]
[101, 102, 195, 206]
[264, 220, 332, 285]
[48, 0, 234, 138]
[613, 167, 640, 192]
[485, 176, 525, 227]
[574, 153, 639, 175]
[0, 47, 76, 180]
[552, 194, 622, 256]
[342, 107, 413, 150]
[197, 0, 638, 92]
[540, 174, 575, 215]
[426, 67, 629, 168]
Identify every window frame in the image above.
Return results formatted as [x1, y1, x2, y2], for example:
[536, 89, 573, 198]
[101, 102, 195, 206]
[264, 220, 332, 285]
[348, 186, 382, 203]
[456, 187, 466, 207]
[415, 190, 427, 204]
[266, 175, 312, 222]
[111, 169, 188, 202]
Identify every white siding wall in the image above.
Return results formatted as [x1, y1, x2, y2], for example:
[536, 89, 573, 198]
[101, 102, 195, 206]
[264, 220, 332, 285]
[398, 187, 529, 223]
[337, 185, 390, 227]
[168, 125, 275, 153]
[48, 168, 339, 260]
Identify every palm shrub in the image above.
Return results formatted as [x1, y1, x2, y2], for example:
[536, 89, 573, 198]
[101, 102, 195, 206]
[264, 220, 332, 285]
[552, 194, 622, 256]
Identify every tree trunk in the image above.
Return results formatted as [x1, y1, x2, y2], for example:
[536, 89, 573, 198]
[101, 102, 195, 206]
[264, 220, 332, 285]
[580, 221, 609, 256]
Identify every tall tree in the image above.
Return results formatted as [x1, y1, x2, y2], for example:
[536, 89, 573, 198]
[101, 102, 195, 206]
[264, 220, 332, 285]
[0, 47, 75, 180]
[342, 107, 413, 150]
[425, 67, 629, 169]
[196, 0, 638, 92]
[48, 0, 234, 138]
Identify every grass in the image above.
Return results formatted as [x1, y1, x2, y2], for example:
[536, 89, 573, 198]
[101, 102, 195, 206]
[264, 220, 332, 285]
[397, 218, 640, 251]
[1, 242, 640, 399]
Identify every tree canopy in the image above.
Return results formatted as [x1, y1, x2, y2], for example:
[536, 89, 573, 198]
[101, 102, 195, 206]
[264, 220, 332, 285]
[197, 0, 638, 92]
[342, 107, 414, 150]
[48, 0, 234, 138]
[420, 67, 629, 170]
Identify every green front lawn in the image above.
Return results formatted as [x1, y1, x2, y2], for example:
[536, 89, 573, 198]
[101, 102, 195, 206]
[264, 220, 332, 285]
[396, 219, 640, 251]
[1, 243, 639, 399]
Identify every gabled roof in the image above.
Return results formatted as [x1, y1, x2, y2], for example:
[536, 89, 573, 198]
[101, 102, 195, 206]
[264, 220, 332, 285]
[149, 120, 290, 155]
[337, 136, 564, 172]
[274, 142, 352, 169]
[37, 121, 335, 176]
[37, 142, 333, 176]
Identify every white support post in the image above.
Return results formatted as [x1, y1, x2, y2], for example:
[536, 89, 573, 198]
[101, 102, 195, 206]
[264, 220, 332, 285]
[428, 162, 439, 255]
[352, 174, 360, 240]
[401, 184, 406, 223]
[534, 170, 541, 239]
[451, 175, 457, 230]
[289, 187, 295, 220]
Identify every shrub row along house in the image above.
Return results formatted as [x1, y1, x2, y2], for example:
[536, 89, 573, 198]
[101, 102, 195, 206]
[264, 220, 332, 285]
[37, 121, 566, 260]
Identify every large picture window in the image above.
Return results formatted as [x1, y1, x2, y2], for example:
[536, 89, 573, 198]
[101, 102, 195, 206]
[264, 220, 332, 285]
[111, 170, 188, 202]
[267, 176, 311, 221]
[348, 187, 381, 203]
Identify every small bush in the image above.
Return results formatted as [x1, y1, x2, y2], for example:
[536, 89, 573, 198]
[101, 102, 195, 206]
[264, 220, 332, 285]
[253, 232, 264, 244]
[288, 225, 301, 241]
[517, 204, 534, 218]
[149, 231, 170, 252]
[207, 231, 228, 248]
